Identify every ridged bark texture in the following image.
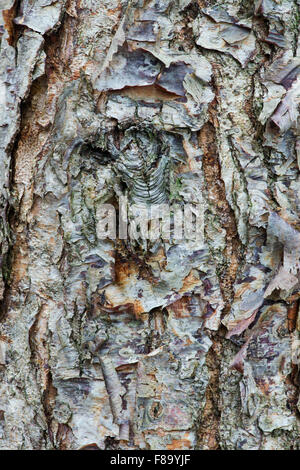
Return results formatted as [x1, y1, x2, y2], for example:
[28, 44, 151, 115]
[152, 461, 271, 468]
[0, 0, 299, 450]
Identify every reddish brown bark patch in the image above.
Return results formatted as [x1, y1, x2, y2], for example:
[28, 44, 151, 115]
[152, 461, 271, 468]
[199, 120, 242, 316]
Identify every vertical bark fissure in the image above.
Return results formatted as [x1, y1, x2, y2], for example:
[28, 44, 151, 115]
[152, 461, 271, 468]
[199, 109, 242, 316]
[0, 0, 299, 450]
[197, 330, 224, 450]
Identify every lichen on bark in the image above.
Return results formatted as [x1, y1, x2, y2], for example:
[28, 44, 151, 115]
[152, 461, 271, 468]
[0, 0, 299, 450]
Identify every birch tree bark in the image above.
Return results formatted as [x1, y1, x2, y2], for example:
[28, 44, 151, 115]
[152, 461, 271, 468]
[0, 0, 299, 450]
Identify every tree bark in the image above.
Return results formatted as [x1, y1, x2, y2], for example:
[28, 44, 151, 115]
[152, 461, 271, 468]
[0, 0, 299, 450]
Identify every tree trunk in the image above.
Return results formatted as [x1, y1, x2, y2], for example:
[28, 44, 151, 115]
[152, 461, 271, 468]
[0, 0, 299, 450]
